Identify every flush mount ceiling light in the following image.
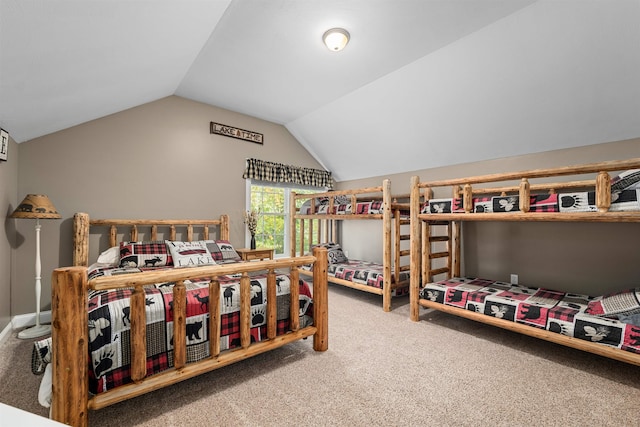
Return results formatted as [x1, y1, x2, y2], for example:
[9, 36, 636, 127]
[323, 28, 350, 52]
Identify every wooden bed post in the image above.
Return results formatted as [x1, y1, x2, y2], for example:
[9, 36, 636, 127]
[312, 247, 328, 351]
[220, 214, 230, 240]
[596, 171, 612, 212]
[51, 267, 89, 427]
[382, 179, 392, 312]
[290, 191, 297, 256]
[409, 176, 421, 322]
[73, 213, 90, 267]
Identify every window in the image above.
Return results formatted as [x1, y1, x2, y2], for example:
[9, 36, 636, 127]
[247, 181, 322, 257]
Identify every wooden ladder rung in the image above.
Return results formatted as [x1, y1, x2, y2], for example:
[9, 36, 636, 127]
[429, 221, 450, 226]
[398, 265, 411, 272]
[399, 249, 411, 257]
[399, 234, 410, 240]
[429, 236, 449, 242]
[430, 251, 450, 259]
[430, 267, 450, 276]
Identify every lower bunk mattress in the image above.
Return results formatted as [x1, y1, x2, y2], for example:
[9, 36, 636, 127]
[33, 266, 314, 395]
[420, 277, 640, 354]
[302, 260, 409, 296]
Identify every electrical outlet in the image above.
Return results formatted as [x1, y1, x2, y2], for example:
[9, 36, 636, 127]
[344, 250, 349, 258]
[510, 274, 518, 285]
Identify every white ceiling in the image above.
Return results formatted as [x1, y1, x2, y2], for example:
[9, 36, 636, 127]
[1, 0, 639, 181]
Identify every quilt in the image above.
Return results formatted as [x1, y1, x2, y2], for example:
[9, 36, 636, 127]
[299, 199, 384, 215]
[421, 277, 640, 353]
[34, 266, 314, 395]
[302, 259, 409, 296]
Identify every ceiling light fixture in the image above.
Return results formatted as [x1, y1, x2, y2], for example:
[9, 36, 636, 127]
[323, 28, 350, 52]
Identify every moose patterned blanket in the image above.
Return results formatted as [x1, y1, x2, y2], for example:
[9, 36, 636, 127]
[421, 277, 640, 354]
[302, 259, 409, 296]
[33, 266, 314, 395]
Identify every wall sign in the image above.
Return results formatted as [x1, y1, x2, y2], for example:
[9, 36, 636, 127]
[0, 129, 8, 161]
[210, 122, 263, 145]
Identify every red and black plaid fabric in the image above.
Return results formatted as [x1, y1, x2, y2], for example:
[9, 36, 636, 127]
[529, 194, 559, 212]
[420, 277, 640, 357]
[119, 241, 173, 268]
[86, 267, 314, 395]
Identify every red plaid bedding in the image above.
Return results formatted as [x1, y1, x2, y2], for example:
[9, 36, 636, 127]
[421, 277, 640, 353]
[82, 266, 314, 394]
[302, 260, 409, 296]
[299, 200, 384, 215]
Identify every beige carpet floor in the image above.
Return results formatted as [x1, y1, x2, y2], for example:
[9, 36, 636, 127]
[2, 285, 640, 426]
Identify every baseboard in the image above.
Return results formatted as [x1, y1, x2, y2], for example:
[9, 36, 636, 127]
[0, 323, 12, 345]
[11, 311, 52, 331]
[0, 312, 53, 348]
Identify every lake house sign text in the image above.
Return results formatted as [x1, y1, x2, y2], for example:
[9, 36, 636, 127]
[210, 122, 263, 145]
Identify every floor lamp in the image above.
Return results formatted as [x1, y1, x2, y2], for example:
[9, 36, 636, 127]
[11, 194, 61, 339]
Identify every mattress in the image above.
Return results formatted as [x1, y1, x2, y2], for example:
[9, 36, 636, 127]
[421, 277, 640, 354]
[422, 189, 640, 214]
[34, 266, 314, 394]
[302, 259, 409, 296]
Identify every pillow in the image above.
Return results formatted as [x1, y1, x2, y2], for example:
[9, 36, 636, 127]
[204, 240, 242, 263]
[333, 195, 351, 205]
[96, 246, 120, 266]
[586, 288, 640, 317]
[119, 241, 173, 268]
[611, 169, 640, 192]
[617, 312, 640, 326]
[311, 242, 348, 264]
[166, 240, 215, 268]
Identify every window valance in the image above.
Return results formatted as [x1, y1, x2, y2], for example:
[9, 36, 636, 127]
[243, 158, 333, 189]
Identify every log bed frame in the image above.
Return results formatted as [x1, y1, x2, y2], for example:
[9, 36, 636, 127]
[290, 179, 411, 312]
[409, 158, 640, 366]
[51, 213, 328, 427]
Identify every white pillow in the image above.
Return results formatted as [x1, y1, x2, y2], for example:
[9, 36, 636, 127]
[96, 246, 120, 266]
[166, 240, 216, 268]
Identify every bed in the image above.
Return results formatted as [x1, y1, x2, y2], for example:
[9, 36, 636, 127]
[40, 213, 328, 427]
[409, 158, 640, 365]
[290, 179, 411, 312]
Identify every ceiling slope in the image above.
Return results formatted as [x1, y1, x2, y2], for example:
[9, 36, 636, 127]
[1, 0, 638, 181]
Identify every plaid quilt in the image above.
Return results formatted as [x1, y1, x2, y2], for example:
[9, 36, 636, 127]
[36, 266, 314, 395]
[302, 259, 409, 296]
[299, 200, 384, 215]
[421, 277, 640, 354]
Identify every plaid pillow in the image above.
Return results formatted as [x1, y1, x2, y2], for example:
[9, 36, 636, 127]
[119, 241, 173, 268]
[204, 240, 242, 263]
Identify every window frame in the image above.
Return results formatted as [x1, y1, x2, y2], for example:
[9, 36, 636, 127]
[246, 180, 325, 258]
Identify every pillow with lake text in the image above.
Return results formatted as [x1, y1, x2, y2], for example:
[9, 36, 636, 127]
[166, 240, 215, 268]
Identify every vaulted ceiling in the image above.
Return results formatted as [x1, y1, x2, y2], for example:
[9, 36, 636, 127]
[1, 0, 639, 181]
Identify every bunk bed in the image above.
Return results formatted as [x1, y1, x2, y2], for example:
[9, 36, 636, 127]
[409, 158, 640, 365]
[290, 179, 411, 312]
[41, 213, 328, 427]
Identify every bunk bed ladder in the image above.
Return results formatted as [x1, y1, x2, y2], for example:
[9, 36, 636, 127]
[423, 220, 460, 284]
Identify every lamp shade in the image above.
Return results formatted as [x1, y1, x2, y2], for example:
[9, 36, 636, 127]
[11, 194, 61, 219]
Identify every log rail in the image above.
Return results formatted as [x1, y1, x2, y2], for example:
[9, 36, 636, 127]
[408, 157, 640, 365]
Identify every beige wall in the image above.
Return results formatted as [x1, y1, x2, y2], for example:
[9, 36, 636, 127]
[12, 95, 324, 316]
[1, 135, 19, 331]
[338, 137, 640, 296]
[9, 94, 640, 318]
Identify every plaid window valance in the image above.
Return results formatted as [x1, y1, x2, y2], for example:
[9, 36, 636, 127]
[243, 158, 333, 189]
